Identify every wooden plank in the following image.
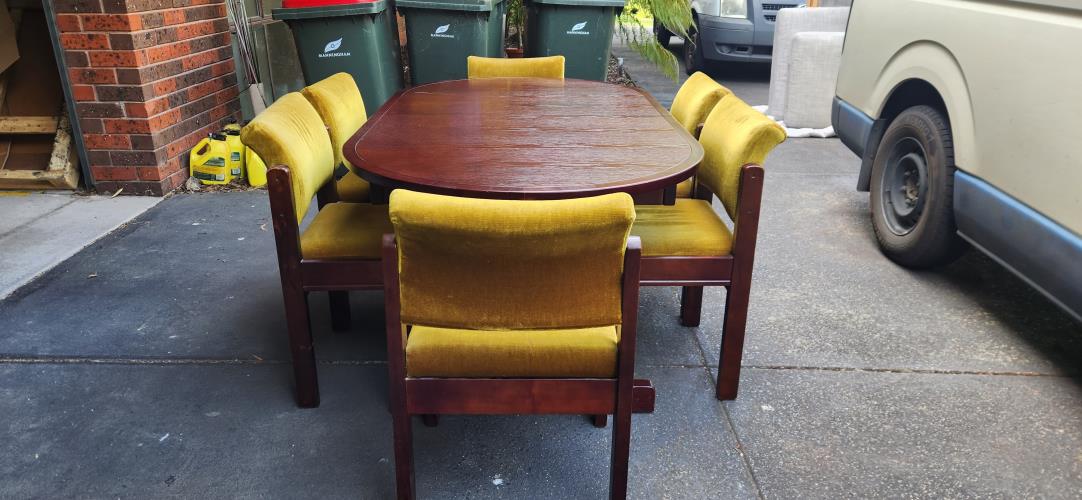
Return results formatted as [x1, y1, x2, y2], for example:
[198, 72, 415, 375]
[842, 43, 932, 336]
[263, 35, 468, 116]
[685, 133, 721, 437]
[0, 116, 60, 135]
[45, 114, 72, 172]
[406, 378, 616, 414]
[639, 256, 734, 286]
[47, 143, 79, 189]
[0, 167, 71, 189]
[55, 113, 82, 189]
[404, 378, 656, 415]
[0, 113, 79, 190]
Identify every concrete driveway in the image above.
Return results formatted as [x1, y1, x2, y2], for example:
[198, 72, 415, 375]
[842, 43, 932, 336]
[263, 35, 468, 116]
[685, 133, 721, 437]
[0, 46, 1079, 498]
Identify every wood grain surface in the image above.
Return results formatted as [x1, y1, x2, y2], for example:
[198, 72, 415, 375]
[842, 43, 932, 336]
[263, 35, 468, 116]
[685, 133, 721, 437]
[344, 78, 704, 200]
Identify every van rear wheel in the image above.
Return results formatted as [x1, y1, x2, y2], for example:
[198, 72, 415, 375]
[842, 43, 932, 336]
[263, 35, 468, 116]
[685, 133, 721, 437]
[869, 105, 966, 268]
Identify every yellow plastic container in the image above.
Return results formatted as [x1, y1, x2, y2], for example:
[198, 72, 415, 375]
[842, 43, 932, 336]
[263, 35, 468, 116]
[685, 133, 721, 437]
[189, 133, 233, 185]
[246, 147, 268, 187]
[223, 122, 246, 181]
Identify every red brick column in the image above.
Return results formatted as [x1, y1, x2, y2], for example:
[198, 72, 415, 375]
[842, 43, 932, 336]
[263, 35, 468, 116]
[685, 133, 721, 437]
[54, 0, 241, 195]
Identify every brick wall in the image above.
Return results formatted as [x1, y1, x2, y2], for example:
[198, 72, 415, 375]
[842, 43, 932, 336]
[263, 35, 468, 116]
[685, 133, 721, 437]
[55, 0, 241, 195]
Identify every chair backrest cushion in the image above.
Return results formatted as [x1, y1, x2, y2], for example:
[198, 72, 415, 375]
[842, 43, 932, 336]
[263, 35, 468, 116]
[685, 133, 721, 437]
[697, 96, 786, 219]
[670, 71, 732, 137]
[301, 72, 367, 170]
[467, 55, 565, 79]
[241, 92, 335, 223]
[389, 190, 635, 330]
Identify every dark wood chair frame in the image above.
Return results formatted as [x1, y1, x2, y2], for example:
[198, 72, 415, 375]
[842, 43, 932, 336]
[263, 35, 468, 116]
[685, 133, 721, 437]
[267, 164, 385, 408]
[381, 235, 656, 500]
[639, 163, 765, 400]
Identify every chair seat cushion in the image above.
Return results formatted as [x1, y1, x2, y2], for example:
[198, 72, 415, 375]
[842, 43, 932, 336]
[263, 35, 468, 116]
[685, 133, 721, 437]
[675, 178, 694, 198]
[300, 202, 392, 260]
[631, 199, 733, 257]
[405, 325, 618, 378]
[336, 172, 370, 203]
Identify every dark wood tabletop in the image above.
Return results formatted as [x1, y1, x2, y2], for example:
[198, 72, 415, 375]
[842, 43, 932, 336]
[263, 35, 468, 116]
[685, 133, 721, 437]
[343, 78, 704, 201]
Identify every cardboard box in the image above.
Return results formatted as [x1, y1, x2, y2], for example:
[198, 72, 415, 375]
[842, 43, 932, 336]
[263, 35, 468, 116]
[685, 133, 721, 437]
[0, 0, 19, 74]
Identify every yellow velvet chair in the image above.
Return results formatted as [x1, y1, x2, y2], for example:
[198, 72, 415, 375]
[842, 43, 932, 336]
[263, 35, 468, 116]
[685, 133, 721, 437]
[301, 72, 371, 203]
[670, 72, 732, 197]
[467, 55, 565, 79]
[241, 92, 392, 408]
[382, 189, 652, 500]
[631, 95, 785, 400]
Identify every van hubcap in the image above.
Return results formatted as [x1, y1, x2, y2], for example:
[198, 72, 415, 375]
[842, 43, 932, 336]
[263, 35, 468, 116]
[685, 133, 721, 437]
[881, 137, 928, 235]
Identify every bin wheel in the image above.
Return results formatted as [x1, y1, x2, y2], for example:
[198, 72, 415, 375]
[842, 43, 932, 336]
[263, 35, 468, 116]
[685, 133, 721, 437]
[870, 105, 967, 268]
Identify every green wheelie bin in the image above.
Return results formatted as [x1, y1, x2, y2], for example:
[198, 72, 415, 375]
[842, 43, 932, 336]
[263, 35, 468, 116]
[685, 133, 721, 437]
[397, 0, 507, 85]
[273, 0, 403, 116]
[525, 0, 624, 81]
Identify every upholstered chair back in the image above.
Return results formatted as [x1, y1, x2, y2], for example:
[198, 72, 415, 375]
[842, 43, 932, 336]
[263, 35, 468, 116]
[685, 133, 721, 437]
[467, 55, 566, 79]
[241, 93, 335, 222]
[697, 96, 786, 219]
[301, 72, 367, 171]
[670, 71, 732, 137]
[388, 190, 635, 330]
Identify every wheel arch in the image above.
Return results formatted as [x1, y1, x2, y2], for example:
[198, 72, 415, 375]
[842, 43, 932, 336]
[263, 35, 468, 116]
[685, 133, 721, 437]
[857, 41, 976, 191]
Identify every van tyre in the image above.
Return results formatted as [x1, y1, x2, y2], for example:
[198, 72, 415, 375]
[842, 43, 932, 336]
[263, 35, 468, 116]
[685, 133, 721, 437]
[684, 21, 704, 75]
[654, 23, 672, 49]
[870, 105, 967, 268]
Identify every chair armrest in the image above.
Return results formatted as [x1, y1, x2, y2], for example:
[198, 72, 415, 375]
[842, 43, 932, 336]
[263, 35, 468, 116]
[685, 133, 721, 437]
[732, 164, 765, 261]
[382, 234, 409, 388]
[266, 165, 302, 267]
[619, 236, 641, 364]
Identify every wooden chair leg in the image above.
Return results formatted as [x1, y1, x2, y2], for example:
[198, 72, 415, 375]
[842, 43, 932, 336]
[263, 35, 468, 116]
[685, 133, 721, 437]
[716, 283, 750, 400]
[329, 291, 351, 332]
[392, 406, 417, 499]
[590, 414, 607, 428]
[421, 414, 439, 427]
[608, 394, 632, 499]
[680, 286, 703, 327]
[283, 289, 319, 408]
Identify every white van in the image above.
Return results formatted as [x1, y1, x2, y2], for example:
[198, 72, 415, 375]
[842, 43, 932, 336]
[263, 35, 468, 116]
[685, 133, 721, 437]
[654, 0, 801, 73]
[831, 0, 1082, 321]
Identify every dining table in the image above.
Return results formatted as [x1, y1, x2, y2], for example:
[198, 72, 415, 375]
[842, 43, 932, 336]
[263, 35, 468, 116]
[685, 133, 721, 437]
[343, 77, 704, 204]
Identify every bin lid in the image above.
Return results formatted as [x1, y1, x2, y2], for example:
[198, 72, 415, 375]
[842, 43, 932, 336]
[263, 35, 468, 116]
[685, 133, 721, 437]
[527, 0, 624, 6]
[273, 0, 387, 19]
[282, 0, 376, 7]
[396, 0, 505, 12]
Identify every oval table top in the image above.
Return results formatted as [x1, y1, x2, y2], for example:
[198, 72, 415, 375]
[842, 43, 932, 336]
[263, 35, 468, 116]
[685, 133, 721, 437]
[343, 78, 704, 200]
